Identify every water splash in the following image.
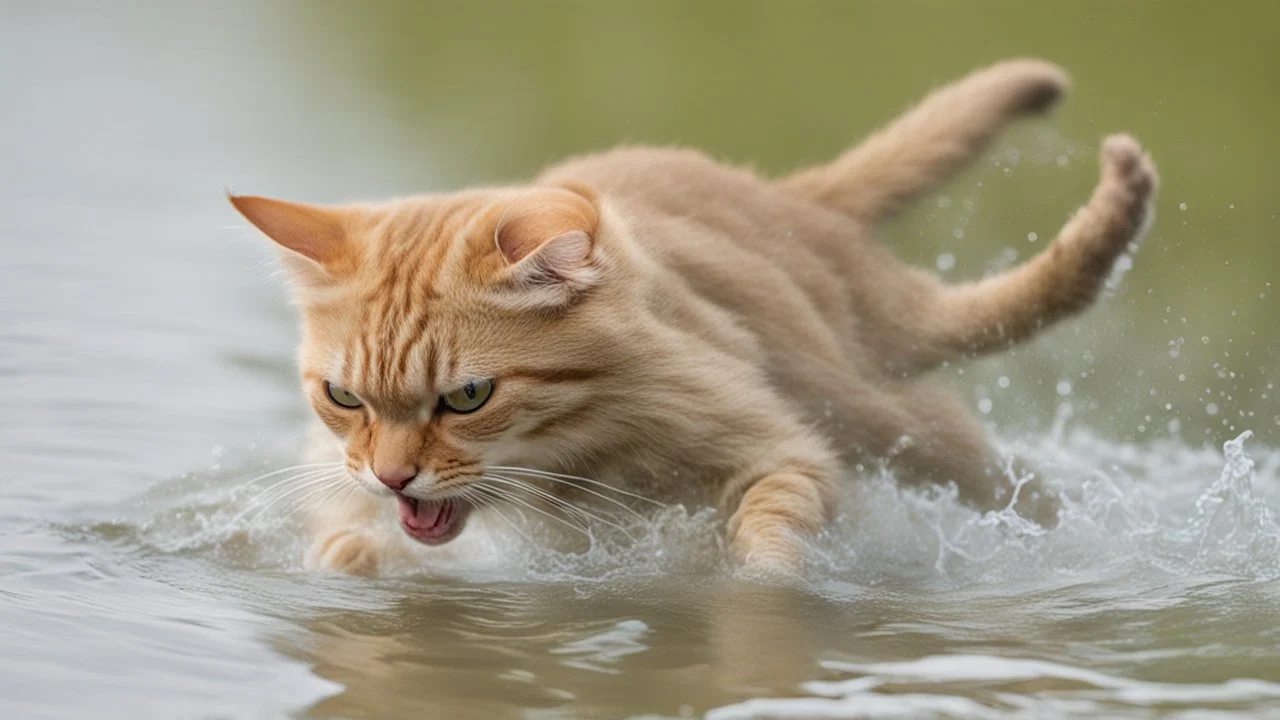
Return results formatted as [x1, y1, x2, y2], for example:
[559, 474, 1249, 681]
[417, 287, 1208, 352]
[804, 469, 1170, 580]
[90, 424, 1280, 588]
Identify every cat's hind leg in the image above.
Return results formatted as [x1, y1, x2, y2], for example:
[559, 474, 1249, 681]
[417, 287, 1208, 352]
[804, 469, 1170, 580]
[891, 134, 1158, 374]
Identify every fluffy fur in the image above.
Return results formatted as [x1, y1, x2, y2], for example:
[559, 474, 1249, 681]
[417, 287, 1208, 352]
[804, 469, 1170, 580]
[231, 59, 1157, 577]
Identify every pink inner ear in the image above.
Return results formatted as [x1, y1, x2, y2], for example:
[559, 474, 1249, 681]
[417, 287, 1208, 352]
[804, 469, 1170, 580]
[522, 230, 592, 283]
[495, 188, 598, 266]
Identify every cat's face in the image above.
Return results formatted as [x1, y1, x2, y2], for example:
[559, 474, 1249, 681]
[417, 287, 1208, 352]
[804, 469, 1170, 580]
[232, 185, 620, 544]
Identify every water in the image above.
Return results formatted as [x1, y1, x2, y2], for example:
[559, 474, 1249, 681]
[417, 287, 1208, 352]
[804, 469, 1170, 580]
[3, 3, 1279, 719]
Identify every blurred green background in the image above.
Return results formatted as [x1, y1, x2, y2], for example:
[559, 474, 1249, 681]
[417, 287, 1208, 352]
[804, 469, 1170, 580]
[266, 1, 1277, 446]
[1, 6, 1276, 716]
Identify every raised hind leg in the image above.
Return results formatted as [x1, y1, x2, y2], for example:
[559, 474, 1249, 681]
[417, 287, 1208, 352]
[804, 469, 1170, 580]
[885, 134, 1158, 375]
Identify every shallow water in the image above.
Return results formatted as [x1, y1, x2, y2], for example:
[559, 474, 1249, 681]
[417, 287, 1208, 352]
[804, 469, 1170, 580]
[4, 3, 1280, 719]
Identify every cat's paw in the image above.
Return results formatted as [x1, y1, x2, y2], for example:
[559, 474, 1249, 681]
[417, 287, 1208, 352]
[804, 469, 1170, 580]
[730, 528, 807, 583]
[1097, 133, 1159, 241]
[1053, 134, 1158, 301]
[307, 528, 380, 576]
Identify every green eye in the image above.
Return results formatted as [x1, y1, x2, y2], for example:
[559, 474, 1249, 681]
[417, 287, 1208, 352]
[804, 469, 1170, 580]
[441, 379, 493, 414]
[324, 381, 363, 409]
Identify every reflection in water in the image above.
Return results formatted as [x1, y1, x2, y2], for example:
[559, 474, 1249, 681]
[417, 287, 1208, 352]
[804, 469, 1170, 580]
[3, 2, 1280, 719]
[291, 579, 846, 719]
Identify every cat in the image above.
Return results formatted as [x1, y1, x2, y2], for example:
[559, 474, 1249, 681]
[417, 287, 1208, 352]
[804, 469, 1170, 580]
[230, 58, 1157, 578]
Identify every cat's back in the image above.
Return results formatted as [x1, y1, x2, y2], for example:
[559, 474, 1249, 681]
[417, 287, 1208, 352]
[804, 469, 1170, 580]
[537, 146, 785, 234]
[537, 146, 866, 284]
[538, 146, 880, 395]
[537, 146, 755, 210]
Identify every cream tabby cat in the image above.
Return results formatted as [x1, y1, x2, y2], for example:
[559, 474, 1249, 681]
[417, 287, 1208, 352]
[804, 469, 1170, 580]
[231, 59, 1157, 577]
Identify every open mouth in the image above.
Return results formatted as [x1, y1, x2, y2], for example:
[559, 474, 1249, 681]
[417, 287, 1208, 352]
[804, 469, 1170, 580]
[395, 494, 472, 546]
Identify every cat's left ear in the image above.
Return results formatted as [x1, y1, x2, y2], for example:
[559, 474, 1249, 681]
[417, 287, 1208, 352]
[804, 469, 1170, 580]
[493, 183, 601, 308]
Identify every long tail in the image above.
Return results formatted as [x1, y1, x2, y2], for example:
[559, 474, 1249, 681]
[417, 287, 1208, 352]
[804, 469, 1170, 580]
[776, 58, 1069, 223]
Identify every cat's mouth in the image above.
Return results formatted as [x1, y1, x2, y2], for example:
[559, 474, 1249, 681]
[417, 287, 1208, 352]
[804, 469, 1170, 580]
[395, 495, 472, 545]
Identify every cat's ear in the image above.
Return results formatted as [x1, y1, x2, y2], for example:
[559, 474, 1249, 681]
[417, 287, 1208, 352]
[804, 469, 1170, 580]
[493, 184, 600, 308]
[229, 194, 353, 275]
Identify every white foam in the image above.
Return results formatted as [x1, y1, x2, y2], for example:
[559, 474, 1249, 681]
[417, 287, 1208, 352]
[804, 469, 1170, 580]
[115, 419, 1280, 588]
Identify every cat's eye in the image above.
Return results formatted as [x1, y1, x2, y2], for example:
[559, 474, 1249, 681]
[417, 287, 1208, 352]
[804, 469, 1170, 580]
[324, 381, 363, 409]
[441, 379, 494, 414]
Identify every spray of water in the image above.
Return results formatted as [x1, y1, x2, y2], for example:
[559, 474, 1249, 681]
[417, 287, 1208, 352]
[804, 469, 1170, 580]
[103, 414, 1280, 590]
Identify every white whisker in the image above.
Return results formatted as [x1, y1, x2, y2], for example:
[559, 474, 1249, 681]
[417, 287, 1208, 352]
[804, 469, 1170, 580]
[460, 486, 533, 545]
[487, 465, 667, 508]
[232, 471, 349, 526]
[242, 462, 344, 487]
[470, 484, 595, 541]
[246, 471, 348, 509]
[488, 470, 650, 524]
[482, 474, 637, 541]
[482, 474, 597, 523]
[251, 480, 350, 525]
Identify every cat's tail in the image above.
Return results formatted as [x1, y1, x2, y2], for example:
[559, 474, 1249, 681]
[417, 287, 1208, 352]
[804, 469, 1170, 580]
[883, 135, 1158, 375]
[776, 58, 1068, 223]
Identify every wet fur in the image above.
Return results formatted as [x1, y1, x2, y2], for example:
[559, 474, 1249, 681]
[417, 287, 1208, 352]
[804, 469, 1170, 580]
[232, 59, 1157, 577]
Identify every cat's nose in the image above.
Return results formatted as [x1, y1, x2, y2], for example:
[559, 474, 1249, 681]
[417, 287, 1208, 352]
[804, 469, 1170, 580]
[374, 464, 418, 491]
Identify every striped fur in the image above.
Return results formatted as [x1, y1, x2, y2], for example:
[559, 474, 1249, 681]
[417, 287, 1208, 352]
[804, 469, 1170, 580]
[232, 59, 1157, 578]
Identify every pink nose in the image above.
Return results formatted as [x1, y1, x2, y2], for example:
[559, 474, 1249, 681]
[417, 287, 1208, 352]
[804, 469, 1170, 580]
[374, 465, 418, 491]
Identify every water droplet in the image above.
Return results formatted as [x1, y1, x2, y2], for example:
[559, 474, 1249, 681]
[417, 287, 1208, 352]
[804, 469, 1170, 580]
[1179, 202, 1188, 211]
[1003, 167, 1013, 177]
[953, 228, 965, 239]
[1027, 231, 1038, 243]
[978, 398, 993, 414]
[997, 376, 1011, 389]
[1056, 380, 1072, 397]
[936, 253, 956, 271]
[1206, 403, 1220, 416]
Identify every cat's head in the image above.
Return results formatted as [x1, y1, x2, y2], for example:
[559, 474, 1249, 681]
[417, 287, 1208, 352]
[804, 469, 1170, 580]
[231, 184, 628, 544]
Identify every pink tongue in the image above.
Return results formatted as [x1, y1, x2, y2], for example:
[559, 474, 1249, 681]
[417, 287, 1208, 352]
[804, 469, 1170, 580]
[398, 497, 448, 531]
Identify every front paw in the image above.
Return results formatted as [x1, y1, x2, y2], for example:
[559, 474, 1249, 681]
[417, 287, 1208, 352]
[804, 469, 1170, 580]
[307, 529, 380, 576]
[729, 524, 807, 582]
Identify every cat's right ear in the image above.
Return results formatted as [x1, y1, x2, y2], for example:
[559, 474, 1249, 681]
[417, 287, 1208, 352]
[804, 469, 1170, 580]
[228, 194, 352, 277]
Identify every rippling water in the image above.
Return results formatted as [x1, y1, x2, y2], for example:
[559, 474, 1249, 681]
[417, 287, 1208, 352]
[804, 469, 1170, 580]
[19, 416, 1280, 718]
[4, 3, 1279, 719]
